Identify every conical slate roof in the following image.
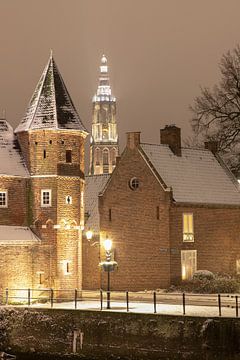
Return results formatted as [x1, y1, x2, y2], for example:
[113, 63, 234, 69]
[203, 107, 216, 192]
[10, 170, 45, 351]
[15, 54, 88, 133]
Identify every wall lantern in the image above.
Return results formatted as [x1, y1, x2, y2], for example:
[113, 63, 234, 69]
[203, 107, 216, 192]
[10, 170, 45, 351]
[86, 230, 93, 241]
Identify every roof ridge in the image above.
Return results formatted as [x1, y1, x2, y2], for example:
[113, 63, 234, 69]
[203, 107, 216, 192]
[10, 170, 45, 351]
[51, 56, 58, 129]
[140, 142, 209, 152]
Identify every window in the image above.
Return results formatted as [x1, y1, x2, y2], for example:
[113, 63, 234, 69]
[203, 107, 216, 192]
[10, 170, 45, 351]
[183, 213, 194, 242]
[103, 149, 109, 165]
[129, 177, 140, 191]
[43, 150, 46, 159]
[66, 150, 72, 163]
[236, 260, 240, 275]
[66, 195, 72, 205]
[0, 191, 7, 208]
[41, 189, 52, 207]
[95, 148, 100, 166]
[181, 250, 197, 280]
[109, 208, 112, 221]
[37, 271, 44, 285]
[156, 206, 160, 220]
[62, 260, 71, 275]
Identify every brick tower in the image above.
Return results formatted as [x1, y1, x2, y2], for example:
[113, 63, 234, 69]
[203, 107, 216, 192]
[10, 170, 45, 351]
[89, 55, 119, 175]
[15, 53, 88, 291]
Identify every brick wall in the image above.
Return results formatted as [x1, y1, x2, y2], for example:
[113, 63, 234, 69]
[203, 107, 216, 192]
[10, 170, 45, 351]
[170, 205, 240, 283]
[0, 176, 28, 226]
[98, 147, 171, 291]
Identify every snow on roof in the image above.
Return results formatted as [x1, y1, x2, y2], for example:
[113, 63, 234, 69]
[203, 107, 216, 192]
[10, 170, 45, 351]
[0, 119, 29, 177]
[15, 54, 88, 134]
[140, 143, 240, 206]
[85, 174, 110, 232]
[0, 226, 40, 245]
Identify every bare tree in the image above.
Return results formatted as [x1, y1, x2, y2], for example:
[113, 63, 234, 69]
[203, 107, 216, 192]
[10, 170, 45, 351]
[190, 45, 240, 176]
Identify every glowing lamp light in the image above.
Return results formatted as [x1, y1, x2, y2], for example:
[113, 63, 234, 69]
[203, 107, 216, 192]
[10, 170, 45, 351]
[86, 230, 93, 240]
[104, 238, 112, 252]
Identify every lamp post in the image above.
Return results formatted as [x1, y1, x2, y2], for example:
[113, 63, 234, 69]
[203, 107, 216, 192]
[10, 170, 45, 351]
[99, 237, 117, 310]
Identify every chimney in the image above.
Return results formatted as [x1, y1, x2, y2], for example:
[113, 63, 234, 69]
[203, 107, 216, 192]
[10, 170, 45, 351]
[204, 141, 218, 155]
[126, 132, 141, 149]
[160, 125, 181, 156]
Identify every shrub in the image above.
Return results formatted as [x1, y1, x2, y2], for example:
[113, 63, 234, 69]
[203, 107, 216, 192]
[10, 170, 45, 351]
[193, 270, 215, 281]
[166, 273, 240, 294]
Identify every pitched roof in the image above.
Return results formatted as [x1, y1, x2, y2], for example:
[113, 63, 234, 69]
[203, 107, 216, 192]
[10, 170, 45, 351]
[140, 143, 240, 206]
[85, 174, 110, 232]
[15, 54, 88, 133]
[0, 226, 40, 245]
[0, 119, 29, 177]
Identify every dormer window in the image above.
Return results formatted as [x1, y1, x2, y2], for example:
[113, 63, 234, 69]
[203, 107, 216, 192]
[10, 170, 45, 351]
[66, 150, 72, 163]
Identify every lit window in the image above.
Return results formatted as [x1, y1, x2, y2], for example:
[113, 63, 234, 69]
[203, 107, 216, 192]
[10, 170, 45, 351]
[66, 195, 72, 205]
[0, 191, 7, 208]
[236, 260, 240, 275]
[181, 250, 197, 280]
[129, 177, 140, 191]
[183, 213, 194, 242]
[41, 189, 52, 207]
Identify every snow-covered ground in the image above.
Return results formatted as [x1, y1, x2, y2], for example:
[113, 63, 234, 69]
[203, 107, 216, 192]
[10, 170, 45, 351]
[8, 297, 239, 318]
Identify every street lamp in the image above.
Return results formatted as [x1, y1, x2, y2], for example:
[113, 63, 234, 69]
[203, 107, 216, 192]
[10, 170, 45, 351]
[86, 229, 93, 241]
[99, 237, 117, 309]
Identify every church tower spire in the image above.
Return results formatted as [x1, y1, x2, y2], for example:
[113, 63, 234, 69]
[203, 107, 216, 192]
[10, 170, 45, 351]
[89, 55, 119, 175]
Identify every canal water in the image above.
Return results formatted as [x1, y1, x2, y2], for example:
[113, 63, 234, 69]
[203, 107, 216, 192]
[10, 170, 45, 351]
[14, 353, 240, 360]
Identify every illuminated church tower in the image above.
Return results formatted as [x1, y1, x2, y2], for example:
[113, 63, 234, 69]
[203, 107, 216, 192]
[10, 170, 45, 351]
[89, 55, 119, 175]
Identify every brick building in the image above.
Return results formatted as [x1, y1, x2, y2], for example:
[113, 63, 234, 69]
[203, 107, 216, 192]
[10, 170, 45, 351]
[83, 126, 240, 291]
[0, 53, 88, 293]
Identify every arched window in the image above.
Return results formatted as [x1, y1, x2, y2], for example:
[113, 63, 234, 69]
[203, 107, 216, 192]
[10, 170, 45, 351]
[110, 148, 116, 166]
[95, 148, 100, 165]
[103, 149, 109, 165]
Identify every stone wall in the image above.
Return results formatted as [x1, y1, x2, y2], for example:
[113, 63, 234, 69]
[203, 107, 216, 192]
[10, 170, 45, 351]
[0, 308, 240, 360]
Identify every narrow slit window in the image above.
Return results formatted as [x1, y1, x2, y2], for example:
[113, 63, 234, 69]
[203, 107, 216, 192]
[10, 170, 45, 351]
[156, 206, 160, 220]
[66, 150, 72, 163]
[109, 208, 112, 221]
[43, 150, 46, 159]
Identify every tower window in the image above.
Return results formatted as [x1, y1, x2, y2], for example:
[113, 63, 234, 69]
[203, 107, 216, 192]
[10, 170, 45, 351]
[43, 150, 46, 159]
[103, 149, 109, 165]
[66, 195, 72, 205]
[61, 140, 65, 144]
[156, 206, 160, 220]
[66, 150, 72, 163]
[109, 208, 112, 221]
[0, 191, 8, 208]
[37, 271, 44, 285]
[49, 140, 52, 145]
[62, 260, 71, 275]
[41, 189, 52, 207]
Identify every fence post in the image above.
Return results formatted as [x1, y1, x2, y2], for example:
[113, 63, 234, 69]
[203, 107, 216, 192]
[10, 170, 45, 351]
[153, 291, 157, 314]
[182, 293, 186, 315]
[236, 295, 238, 318]
[100, 290, 103, 311]
[218, 294, 221, 317]
[28, 288, 31, 306]
[5, 288, 8, 305]
[126, 291, 129, 312]
[50, 288, 54, 308]
[74, 289, 78, 310]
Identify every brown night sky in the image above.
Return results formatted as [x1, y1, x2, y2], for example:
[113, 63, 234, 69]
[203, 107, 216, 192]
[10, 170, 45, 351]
[0, 0, 240, 152]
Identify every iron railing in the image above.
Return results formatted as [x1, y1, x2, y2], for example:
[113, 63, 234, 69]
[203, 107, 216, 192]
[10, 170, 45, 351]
[0, 288, 239, 317]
